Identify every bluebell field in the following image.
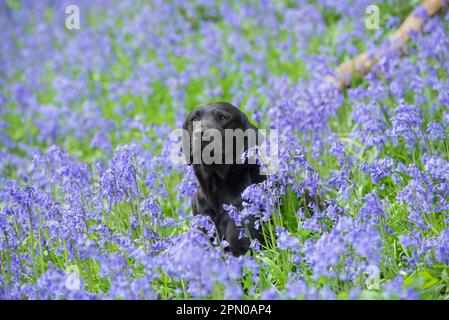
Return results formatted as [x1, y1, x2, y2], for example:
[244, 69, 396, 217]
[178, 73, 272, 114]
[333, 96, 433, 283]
[1, 0, 449, 299]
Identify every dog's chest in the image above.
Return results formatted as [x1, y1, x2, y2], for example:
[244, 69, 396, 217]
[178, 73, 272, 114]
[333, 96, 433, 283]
[207, 174, 251, 209]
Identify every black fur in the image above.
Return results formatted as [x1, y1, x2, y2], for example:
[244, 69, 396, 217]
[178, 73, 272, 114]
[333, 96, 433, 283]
[183, 102, 265, 256]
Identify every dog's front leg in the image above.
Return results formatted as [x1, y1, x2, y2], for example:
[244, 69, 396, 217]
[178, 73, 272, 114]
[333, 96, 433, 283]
[191, 190, 222, 244]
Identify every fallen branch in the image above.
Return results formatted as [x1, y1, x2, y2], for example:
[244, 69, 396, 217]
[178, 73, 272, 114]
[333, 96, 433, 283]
[326, 0, 445, 88]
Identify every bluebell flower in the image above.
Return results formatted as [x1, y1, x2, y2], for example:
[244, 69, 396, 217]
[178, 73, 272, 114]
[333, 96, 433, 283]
[426, 121, 445, 142]
[435, 228, 449, 264]
[276, 227, 300, 252]
[389, 100, 423, 149]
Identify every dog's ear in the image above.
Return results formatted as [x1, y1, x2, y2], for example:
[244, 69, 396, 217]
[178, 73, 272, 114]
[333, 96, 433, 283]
[182, 112, 193, 165]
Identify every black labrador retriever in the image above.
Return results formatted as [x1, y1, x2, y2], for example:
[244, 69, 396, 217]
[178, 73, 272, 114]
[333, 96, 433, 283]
[182, 102, 266, 256]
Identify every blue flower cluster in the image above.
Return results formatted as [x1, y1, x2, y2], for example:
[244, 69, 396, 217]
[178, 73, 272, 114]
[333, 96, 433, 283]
[0, 0, 448, 299]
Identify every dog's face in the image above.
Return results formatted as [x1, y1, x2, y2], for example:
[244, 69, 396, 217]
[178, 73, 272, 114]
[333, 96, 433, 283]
[182, 102, 258, 166]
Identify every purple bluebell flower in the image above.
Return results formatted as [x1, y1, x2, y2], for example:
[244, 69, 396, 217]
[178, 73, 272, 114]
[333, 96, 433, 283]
[389, 100, 423, 149]
[276, 227, 300, 252]
[426, 121, 445, 142]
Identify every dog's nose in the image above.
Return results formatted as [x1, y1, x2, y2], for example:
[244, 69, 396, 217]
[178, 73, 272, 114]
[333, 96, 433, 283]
[193, 120, 215, 139]
[200, 120, 215, 132]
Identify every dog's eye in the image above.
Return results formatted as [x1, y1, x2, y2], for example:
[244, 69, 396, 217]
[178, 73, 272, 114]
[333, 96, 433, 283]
[218, 114, 227, 120]
[191, 116, 198, 122]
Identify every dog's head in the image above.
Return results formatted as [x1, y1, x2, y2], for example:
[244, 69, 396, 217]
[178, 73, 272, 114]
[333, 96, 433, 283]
[182, 102, 261, 167]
